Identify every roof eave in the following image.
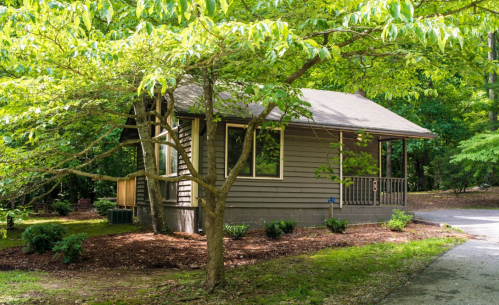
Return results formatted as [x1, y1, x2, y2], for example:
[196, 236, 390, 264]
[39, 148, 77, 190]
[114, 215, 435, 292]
[176, 112, 438, 139]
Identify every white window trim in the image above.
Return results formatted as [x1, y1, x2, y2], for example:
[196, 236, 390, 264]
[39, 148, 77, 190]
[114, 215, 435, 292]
[224, 123, 284, 180]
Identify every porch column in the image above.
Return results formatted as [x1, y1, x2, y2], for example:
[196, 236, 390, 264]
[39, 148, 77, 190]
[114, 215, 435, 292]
[403, 138, 407, 206]
[339, 131, 343, 208]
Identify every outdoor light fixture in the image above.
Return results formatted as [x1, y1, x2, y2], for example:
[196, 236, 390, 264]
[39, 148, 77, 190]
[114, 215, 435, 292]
[355, 133, 363, 141]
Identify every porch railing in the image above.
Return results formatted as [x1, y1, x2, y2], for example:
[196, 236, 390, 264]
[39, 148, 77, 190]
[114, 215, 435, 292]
[343, 176, 407, 206]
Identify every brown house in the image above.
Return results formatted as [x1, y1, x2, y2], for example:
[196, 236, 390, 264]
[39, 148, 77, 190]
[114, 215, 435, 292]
[120, 85, 436, 233]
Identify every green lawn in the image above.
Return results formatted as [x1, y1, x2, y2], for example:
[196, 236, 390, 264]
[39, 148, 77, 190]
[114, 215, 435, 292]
[0, 217, 140, 250]
[0, 237, 464, 304]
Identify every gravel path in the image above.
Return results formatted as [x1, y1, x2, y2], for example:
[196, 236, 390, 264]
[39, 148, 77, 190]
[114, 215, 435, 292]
[379, 209, 499, 305]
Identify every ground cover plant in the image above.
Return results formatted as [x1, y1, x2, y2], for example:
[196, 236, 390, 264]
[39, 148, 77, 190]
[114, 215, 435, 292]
[325, 218, 349, 233]
[408, 187, 499, 211]
[51, 201, 73, 216]
[263, 220, 284, 239]
[93, 200, 116, 216]
[53, 233, 88, 263]
[385, 209, 413, 232]
[22, 224, 68, 254]
[223, 224, 250, 240]
[0, 237, 465, 304]
[279, 220, 298, 234]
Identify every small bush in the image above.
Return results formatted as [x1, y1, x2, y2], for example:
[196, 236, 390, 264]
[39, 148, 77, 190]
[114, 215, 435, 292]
[279, 220, 298, 234]
[51, 201, 73, 216]
[263, 220, 283, 239]
[93, 200, 116, 216]
[325, 218, 348, 233]
[223, 223, 250, 240]
[385, 219, 405, 232]
[53, 233, 87, 263]
[22, 224, 68, 254]
[386, 209, 413, 232]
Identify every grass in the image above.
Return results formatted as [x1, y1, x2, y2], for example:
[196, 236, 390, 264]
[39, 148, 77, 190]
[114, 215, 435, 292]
[0, 217, 140, 250]
[0, 237, 464, 304]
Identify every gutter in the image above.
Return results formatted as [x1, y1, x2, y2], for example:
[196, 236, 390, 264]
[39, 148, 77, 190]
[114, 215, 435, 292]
[176, 112, 437, 140]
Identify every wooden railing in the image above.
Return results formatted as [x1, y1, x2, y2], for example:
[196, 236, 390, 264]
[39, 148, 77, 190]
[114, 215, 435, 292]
[343, 176, 407, 206]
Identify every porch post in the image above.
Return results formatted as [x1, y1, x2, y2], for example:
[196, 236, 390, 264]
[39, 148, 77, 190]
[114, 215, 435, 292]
[339, 131, 343, 208]
[403, 138, 407, 206]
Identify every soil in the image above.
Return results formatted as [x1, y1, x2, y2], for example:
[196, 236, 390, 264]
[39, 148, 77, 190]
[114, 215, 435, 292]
[408, 187, 499, 211]
[28, 211, 104, 221]
[0, 223, 470, 273]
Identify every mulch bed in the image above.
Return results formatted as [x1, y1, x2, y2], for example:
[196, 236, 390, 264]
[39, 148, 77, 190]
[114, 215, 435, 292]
[0, 223, 470, 272]
[408, 187, 499, 211]
[29, 211, 104, 221]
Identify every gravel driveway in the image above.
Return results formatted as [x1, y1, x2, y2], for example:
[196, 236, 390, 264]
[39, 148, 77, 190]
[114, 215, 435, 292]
[379, 209, 499, 305]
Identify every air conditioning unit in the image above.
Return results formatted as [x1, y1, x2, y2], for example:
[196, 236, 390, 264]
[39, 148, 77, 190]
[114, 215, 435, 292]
[107, 209, 133, 224]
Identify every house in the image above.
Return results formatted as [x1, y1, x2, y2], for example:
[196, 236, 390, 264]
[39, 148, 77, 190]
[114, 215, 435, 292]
[120, 84, 436, 233]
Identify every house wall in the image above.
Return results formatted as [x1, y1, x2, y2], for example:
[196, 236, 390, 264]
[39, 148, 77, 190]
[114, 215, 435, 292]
[135, 119, 197, 233]
[136, 122, 406, 232]
[199, 125, 342, 229]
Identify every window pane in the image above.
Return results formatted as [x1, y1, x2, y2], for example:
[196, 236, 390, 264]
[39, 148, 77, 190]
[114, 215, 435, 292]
[255, 130, 280, 177]
[159, 144, 167, 176]
[227, 127, 252, 176]
[170, 147, 178, 175]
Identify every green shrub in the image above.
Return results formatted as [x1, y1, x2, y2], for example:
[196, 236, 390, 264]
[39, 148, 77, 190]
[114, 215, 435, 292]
[325, 218, 348, 233]
[385, 219, 405, 232]
[22, 224, 68, 254]
[51, 201, 73, 216]
[385, 209, 413, 232]
[263, 220, 283, 239]
[223, 223, 250, 240]
[279, 220, 298, 234]
[93, 200, 116, 216]
[53, 233, 88, 263]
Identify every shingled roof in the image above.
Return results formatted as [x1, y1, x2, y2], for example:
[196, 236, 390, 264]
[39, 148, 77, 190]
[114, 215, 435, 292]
[172, 84, 436, 139]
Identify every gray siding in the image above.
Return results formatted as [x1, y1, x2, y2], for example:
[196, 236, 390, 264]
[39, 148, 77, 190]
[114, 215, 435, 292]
[177, 120, 193, 206]
[342, 131, 379, 177]
[200, 125, 341, 228]
[136, 145, 147, 202]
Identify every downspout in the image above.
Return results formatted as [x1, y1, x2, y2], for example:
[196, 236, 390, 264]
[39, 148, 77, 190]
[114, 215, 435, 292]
[196, 123, 207, 233]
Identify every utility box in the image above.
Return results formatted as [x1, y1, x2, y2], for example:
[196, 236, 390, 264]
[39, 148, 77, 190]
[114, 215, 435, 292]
[107, 209, 133, 224]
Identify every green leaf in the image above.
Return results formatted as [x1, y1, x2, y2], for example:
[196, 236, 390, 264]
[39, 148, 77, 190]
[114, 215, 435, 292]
[82, 10, 92, 31]
[206, 0, 216, 16]
[389, 24, 398, 39]
[3, 135, 12, 143]
[389, 1, 401, 20]
[220, 0, 229, 14]
[179, 0, 188, 15]
[106, 1, 113, 25]
[319, 47, 328, 61]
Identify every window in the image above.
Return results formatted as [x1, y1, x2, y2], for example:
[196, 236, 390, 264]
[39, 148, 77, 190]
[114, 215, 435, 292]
[225, 124, 283, 179]
[155, 113, 179, 176]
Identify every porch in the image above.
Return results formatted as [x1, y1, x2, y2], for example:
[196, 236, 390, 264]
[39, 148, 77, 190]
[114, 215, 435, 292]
[339, 137, 408, 207]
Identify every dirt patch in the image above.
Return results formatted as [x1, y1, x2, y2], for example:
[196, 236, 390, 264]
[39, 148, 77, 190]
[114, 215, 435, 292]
[28, 211, 103, 220]
[408, 187, 499, 211]
[0, 223, 469, 273]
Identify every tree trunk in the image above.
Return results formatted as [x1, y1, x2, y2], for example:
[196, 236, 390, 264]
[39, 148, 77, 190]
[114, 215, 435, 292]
[6, 199, 15, 230]
[134, 99, 170, 234]
[204, 193, 225, 292]
[489, 32, 498, 131]
[201, 68, 225, 291]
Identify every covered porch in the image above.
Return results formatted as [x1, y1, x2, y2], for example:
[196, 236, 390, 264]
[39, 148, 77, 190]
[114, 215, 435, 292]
[339, 134, 409, 207]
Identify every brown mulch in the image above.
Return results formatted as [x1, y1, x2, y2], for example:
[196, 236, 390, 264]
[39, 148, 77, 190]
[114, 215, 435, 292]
[29, 211, 104, 221]
[408, 187, 499, 211]
[0, 223, 470, 272]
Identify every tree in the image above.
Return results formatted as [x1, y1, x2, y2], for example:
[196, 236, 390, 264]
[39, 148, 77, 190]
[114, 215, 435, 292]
[1, 0, 499, 292]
